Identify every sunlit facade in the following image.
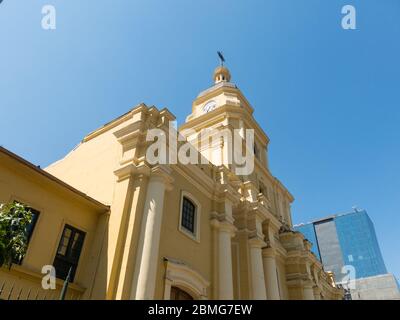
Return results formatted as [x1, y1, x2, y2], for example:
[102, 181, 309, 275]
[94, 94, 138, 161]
[0, 65, 343, 300]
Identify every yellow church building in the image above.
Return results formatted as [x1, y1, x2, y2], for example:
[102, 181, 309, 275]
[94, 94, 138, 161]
[0, 65, 343, 300]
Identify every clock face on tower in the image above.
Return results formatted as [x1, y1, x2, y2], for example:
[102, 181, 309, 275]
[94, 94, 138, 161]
[202, 100, 216, 113]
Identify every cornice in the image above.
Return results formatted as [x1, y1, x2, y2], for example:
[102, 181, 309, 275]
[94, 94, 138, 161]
[172, 163, 216, 199]
[248, 234, 267, 249]
[113, 162, 174, 191]
[180, 104, 269, 145]
[113, 162, 151, 182]
[210, 212, 237, 235]
[193, 83, 254, 114]
[83, 103, 150, 142]
[149, 165, 175, 191]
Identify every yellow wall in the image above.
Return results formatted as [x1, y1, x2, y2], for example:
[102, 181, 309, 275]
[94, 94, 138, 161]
[154, 170, 214, 299]
[46, 121, 125, 205]
[0, 92, 343, 300]
[0, 149, 108, 299]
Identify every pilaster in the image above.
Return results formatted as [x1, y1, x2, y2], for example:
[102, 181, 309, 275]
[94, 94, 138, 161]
[132, 165, 173, 299]
[210, 203, 237, 300]
[262, 247, 280, 300]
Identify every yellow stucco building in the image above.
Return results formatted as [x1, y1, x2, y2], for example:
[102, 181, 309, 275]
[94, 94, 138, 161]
[0, 65, 343, 300]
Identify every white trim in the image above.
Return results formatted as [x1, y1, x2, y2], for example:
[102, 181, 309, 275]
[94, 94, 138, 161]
[164, 258, 210, 300]
[178, 190, 201, 243]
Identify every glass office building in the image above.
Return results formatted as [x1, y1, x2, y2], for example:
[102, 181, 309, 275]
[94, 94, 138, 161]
[294, 209, 387, 282]
[297, 223, 321, 261]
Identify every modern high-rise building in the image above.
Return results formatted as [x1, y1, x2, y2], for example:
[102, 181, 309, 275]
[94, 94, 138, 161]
[295, 209, 400, 300]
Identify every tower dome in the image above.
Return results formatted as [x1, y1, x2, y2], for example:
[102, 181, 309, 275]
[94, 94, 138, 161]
[213, 66, 231, 84]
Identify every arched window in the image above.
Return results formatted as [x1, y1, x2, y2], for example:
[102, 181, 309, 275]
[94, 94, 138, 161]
[181, 197, 196, 234]
[179, 191, 201, 242]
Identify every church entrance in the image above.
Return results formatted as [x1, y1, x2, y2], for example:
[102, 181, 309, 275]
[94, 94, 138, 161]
[170, 286, 194, 300]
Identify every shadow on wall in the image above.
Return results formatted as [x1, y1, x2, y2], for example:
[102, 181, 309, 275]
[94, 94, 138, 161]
[88, 215, 109, 300]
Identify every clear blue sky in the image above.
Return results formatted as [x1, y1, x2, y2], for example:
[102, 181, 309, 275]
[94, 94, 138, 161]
[1, 1, 399, 280]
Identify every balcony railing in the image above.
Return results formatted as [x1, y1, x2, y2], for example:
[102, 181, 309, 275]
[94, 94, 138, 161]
[0, 264, 85, 300]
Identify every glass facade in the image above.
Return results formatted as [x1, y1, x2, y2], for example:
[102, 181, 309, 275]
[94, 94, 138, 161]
[294, 210, 387, 281]
[335, 211, 387, 279]
[295, 223, 320, 260]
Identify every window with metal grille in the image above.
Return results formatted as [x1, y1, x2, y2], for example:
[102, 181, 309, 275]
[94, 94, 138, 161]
[53, 225, 85, 282]
[181, 197, 196, 234]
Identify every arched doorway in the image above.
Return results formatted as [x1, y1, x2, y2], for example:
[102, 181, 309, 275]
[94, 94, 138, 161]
[170, 286, 194, 300]
[164, 258, 210, 300]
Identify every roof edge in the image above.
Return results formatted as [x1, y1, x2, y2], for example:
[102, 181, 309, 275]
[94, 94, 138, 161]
[0, 146, 110, 212]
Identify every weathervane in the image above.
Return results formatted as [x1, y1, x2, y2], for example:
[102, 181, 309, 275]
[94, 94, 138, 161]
[217, 51, 225, 66]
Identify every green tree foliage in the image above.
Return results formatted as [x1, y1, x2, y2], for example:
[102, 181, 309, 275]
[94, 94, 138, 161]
[0, 202, 33, 268]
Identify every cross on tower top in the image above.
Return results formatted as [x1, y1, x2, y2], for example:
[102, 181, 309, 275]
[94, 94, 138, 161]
[217, 51, 225, 66]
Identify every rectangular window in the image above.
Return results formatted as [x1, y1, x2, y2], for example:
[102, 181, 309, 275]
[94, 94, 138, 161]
[181, 197, 196, 234]
[53, 225, 85, 282]
[12, 203, 40, 265]
[25, 207, 40, 243]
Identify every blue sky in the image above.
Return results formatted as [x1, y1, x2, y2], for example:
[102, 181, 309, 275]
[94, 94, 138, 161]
[1, 1, 399, 280]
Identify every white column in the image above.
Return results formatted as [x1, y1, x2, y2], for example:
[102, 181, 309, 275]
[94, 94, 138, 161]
[217, 222, 235, 299]
[249, 238, 267, 300]
[262, 248, 280, 300]
[303, 284, 315, 300]
[313, 287, 322, 300]
[134, 174, 167, 299]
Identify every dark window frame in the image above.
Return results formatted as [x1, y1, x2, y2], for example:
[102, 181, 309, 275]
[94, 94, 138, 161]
[25, 207, 40, 244]
[53, 224, 86, 282]
[181, 197, 196, 235]
[11, 201, 40, 265]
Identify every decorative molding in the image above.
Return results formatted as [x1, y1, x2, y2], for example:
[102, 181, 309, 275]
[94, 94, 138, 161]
[178, 190, 202, 243]
[163, 258, 210, 300]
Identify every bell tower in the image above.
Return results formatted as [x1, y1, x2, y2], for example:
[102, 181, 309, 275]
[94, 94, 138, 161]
[180, 62, 270, 175]
[213, 66, 231, 84]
